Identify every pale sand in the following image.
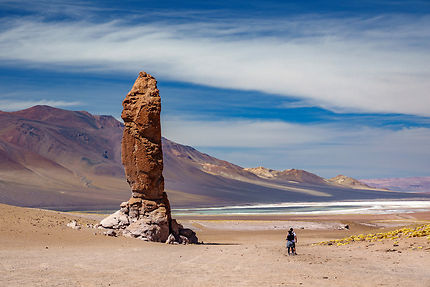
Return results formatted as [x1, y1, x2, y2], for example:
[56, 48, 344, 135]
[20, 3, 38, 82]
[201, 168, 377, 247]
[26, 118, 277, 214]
[1, 203, 429, 287]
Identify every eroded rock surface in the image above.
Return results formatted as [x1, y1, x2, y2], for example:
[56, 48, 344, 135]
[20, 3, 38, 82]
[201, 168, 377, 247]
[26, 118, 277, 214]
[100, 72, 198, 244]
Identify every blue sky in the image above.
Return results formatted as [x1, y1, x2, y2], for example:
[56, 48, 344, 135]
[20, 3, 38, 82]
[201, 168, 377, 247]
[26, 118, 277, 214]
[0, 0, 429, 178]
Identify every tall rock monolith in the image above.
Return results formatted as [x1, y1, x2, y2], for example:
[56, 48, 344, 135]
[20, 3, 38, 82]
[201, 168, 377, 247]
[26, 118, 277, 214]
[100, 71, 198, 244]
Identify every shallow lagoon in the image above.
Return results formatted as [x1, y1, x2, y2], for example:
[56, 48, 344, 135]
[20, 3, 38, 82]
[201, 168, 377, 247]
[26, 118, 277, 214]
[70, 200, 430, 216]
[172, 200, 430, 216]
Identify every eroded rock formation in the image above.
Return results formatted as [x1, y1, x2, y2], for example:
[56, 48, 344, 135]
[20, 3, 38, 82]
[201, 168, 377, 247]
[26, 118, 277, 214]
[100, 71, 198, 244]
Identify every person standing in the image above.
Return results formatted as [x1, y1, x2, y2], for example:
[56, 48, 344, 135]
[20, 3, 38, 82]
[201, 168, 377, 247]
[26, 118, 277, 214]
[286, 228, 297, 255]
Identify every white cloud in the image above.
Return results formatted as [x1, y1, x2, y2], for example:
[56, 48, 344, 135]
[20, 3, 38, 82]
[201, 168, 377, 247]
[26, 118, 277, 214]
[163, 117, 329, 147]
[0, 16, 429, 116]
[162, 117, 430, 178]
[0, 99, 82, 111]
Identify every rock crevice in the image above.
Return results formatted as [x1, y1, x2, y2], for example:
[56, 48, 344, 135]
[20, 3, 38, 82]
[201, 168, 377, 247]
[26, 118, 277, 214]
[100, 71, 197, 244]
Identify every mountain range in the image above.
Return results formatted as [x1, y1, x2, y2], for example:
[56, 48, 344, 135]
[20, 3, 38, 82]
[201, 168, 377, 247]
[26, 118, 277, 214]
[0, 106, 427, 211]
[361, 177, 430, 194]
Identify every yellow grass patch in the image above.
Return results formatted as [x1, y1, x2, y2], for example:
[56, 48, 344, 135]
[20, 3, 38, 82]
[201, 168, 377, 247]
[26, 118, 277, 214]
[315, 223, 430, 246]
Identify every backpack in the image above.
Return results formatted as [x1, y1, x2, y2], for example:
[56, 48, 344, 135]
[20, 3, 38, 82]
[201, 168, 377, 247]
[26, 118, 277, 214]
[287, 232, 294, 241]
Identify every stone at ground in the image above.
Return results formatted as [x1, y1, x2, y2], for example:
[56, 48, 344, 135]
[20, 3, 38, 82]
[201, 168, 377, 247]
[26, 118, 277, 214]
[104, 230, 117, 237]
[66, 220, 81, 230]
[166, 234, 176, 244]
[100, 210, 129, 229]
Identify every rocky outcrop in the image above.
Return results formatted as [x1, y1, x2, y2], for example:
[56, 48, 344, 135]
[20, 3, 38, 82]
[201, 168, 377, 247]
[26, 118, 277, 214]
[244, 166, 279, 178]
[245, 167, 327, 185]
[100, 71, 198, 244]
[328, 175, 374, 190]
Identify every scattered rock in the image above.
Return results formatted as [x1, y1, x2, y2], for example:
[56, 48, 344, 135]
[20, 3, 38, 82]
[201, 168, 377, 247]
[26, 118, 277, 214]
[179, 235, 189, 245]
[66, 220, 81, 230]
[104, 230, 117, 237]
[166, 234, 176, 244]
[179, 228, 198, 244]
[337, 224, 350, 230]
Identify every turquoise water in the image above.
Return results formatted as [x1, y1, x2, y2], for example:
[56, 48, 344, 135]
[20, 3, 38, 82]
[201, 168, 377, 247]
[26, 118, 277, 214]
[172, 200, 430, 216]
[172, 205, 356, 215]
[66, 200, 430, 215]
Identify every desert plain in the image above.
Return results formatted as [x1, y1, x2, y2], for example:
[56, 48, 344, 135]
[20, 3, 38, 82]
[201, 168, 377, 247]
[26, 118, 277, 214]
[1, 203, 429, 287]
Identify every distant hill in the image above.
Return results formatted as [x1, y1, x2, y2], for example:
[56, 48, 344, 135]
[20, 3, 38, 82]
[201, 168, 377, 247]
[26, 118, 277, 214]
[0, 106, 425, 211]
[361, 177, 430, 193]
[245, 167, 328, 185]
[0, 105, 125, 210]
[328, 175, 378, 190]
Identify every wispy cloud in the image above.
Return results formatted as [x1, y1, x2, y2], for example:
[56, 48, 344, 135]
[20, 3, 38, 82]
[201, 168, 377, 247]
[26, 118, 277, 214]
[0, 0, 107, 19]
[0, 15, 429, 116]
[279, 100, 317, 109]
[163, 117, 329, 147]
[162, 116, 430, 178]
[0, 99, 83, 111]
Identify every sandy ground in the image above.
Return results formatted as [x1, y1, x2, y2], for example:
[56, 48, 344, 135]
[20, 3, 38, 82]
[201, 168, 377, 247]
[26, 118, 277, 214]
[1, 203, 430, 287]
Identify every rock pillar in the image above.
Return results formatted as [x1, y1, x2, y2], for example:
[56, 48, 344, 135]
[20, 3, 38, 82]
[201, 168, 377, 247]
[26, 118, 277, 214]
[100, 72, 198, 244]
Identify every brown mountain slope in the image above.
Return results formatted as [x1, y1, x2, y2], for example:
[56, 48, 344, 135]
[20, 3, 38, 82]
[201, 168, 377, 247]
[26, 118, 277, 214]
[0, 106, 424, 211]
[0, 106, 127, 210]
